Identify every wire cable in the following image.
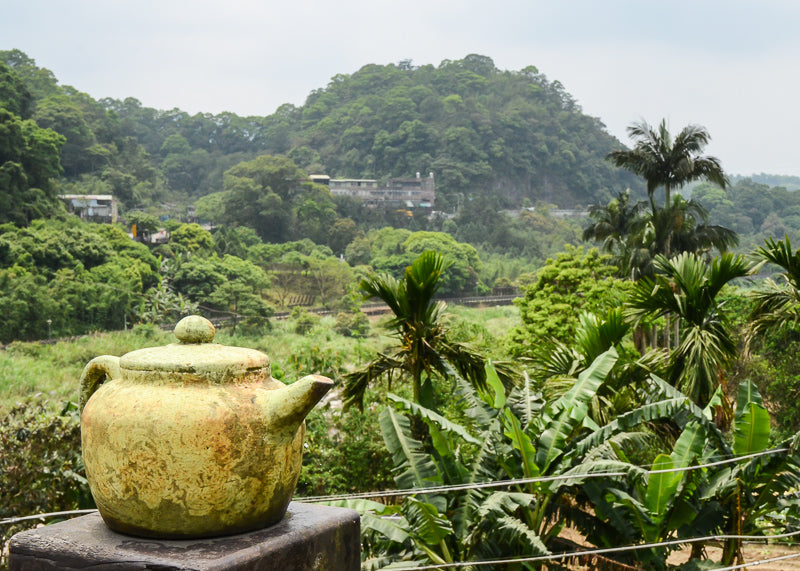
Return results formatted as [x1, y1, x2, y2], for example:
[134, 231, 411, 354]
[301, 472, 629, 503]
[298, 446, 792, 504]
[380, 530, 800, 570]
[714, 551, 800, 571]
[0, 509, 97, 526]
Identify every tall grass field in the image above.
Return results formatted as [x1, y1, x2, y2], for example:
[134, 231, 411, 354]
[0, 305, 520, 413]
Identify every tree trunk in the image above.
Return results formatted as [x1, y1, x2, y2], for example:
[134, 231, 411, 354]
[633, 326, 646, 355]
[721, 482, 744, 566]
[673, 318, 679, 347]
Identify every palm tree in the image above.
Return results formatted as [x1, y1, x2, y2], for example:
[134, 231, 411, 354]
[342, 251, 488, 410]
[607, 119, 728, 212]
[584, 130, 738, 279]
[600, 120, 737, 351]
[625, 252, 755, 408]
[748, 236, 800, 344]
[605, 119, 736, 266]
[647, 195, 738, 264]
[583, 190, 649, 278]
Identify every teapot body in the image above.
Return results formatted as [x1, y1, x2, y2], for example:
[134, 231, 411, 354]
[79, 316, 333, 539]
[82, 370, 304, 538]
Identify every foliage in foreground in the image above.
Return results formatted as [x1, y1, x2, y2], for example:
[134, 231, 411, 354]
[334, 351, 800, 570]
[0, 399, 91, 568]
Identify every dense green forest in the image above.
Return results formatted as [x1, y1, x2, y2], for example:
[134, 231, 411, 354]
[4, 49, 800, 246]
[0, 50, 641, 213]
[5, 48, 800, 343]
[4, 48, 800, 256]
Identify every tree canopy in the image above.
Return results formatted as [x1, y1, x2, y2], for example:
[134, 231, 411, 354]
[1, 50, 641, 224]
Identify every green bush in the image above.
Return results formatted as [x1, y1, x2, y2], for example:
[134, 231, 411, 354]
[291, 307, 320, 335]
[298, 405, 393, 497]
[281, 327, 376, 379]
[332, 311, 370, 338]
[743, 334, 800, 439]
[1, 399, 92, 567]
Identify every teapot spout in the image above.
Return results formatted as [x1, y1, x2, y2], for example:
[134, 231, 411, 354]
[265, 374, 334, 437]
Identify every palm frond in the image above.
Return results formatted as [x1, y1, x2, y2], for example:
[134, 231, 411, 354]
[749, 237, 800, 342]
[575, 308, 630, 362]
[756, 236, 800, 289]
[530, 341, 582, 385]
[608, 119, 728, 212]
[671, 324, 736, 406]
[342, 352, 404, 410]
[436, 339, 489, 390]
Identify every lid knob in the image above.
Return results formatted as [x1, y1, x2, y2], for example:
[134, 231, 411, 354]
[174, 315, 215, 344]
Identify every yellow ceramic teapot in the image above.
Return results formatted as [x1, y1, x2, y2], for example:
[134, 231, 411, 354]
[79, 315, 333, 538]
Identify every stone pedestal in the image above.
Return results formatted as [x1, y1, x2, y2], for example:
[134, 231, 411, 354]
[9, 502, 360, 570]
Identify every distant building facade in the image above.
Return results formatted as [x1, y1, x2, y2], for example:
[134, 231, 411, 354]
[312, 173, 435, 209]
[59, 194, 119, 223]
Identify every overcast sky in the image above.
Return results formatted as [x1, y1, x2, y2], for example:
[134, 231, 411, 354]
[3, 0, 799, 177]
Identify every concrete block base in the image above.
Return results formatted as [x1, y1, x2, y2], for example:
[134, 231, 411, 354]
[9, 502, 360, 570]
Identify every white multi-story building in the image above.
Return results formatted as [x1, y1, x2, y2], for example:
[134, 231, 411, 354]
[312, 173, 435, 209]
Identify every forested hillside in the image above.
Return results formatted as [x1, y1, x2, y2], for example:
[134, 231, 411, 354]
[0, 50, 639, 220]
[6, 47, 800, 344]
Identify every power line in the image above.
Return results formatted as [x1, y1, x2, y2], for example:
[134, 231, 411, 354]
[302, 472, 629, 503]
[299, 446, 792, 504]
[381, 531, 800, 570]
[4, 447, 791, 527]
[0, 509, 97, 526]
[715, 551, 800, 571]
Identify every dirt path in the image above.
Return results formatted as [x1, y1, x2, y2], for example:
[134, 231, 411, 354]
[669, 542, 800, 570]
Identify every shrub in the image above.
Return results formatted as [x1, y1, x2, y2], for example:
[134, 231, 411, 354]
[332, 311, 370, 338]
[298, 405, 393, 497]
[1, 399, 92, 567]
[291, 307, 320, 335]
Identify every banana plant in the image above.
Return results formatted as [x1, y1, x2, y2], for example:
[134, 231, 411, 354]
[348, 350, 629, 568]
[699, 380, 800, 565]
[578, 420, 713, 569]
[551, 373, 731, 568]
[333, 349, 789, 570]
[343, 381, 551, 569]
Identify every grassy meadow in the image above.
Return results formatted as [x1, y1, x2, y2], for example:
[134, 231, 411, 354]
[0, 304, 520, 413]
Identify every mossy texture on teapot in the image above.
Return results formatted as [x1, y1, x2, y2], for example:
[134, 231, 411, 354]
[79, 315, 333, 538]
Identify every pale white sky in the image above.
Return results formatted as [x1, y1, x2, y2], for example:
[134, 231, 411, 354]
[3, 0, 799, 176]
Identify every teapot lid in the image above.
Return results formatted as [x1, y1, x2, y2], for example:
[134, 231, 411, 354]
[119, 316, 269, 381]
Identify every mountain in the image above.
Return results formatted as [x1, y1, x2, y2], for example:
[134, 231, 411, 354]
[0, 50, 640, 219]
[260, 55, 641, 208]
